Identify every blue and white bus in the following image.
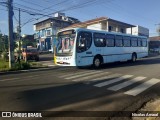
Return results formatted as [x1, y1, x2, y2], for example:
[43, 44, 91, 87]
[54, 28, 148, 68]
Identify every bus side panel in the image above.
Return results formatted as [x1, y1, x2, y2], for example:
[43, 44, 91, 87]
[103, 47, 115, 63]
[76, 50, 94, 66]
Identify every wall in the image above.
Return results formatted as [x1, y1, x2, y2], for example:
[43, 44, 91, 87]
[127, 25, 149, 37]
[87, 23, 102, 30]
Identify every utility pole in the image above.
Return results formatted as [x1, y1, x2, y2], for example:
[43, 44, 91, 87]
[8, 0, 14, 68]
[18, 8, 21, 62]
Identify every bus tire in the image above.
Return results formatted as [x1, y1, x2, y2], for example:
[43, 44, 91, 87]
[93, 56, 102, 68]
[131, 53, 137, 62]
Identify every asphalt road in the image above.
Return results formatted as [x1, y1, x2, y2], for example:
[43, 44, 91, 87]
[0, 55, 160, 120]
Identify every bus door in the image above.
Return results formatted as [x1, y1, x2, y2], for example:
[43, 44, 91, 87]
[76, 31, 93, 66]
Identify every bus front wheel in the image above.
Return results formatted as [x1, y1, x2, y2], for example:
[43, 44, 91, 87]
[93, 57, 101, 68]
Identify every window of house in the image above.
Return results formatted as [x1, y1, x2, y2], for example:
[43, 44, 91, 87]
[131, 37, 138, 47]
[94, 33, 106, 47]
[77, 32, 92, 53]
[41, 30, 45, 37]
[46, 30, 51, 36]
[36, 32, 40, 38]
[121, 28, 124, 33]
[108, 26, 113, 32]
[106, 34, 115, 47]
[123, 36, 131, 47]
[115, 35, 123, 47]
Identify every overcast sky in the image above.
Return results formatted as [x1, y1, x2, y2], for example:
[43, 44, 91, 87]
[0, 0, 160, 36]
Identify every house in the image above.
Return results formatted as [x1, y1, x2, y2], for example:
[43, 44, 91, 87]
[63, 17, 136, 34]
[127, 25, 149, 37]
[63, 17, 149, 38]
[33, 13, 80, 52]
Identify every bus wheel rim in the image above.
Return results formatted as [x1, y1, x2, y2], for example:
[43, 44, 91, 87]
[95, 58, 100, 67]
[133, 55, 136, 61]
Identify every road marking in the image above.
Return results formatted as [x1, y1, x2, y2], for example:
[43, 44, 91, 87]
[107, 76, 146, 91]
[65, 71, 102, 79]
[0, 75, 40, 82]
[73, 72, 110, 81]
[91, 73, 121, 81]
[94, 75, 133, 87]
[124, 78, 160, 96]
[85, 73, 122, 84]
[0, 78, 19, 81]
[59, 70, 96, 78]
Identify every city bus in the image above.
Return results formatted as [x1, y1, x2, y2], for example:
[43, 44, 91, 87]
[54, 28, 148, 68]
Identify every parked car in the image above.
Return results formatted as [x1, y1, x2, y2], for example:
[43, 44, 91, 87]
[22, 47, 39, 61]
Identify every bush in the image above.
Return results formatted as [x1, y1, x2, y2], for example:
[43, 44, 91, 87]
[1, 51, 8, 61]
[13, 62, 30, 70]
[21, 62, 30, 69]
[0, 59, 9, 71]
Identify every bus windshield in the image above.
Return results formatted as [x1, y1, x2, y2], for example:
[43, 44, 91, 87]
[57, 30, 76, 55]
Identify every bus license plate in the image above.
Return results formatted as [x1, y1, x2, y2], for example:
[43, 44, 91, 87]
[60, 61, 63, 64]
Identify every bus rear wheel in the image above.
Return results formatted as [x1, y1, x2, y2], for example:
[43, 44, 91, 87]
[131, 53, 137, 62]
[93, 57, 101, 68]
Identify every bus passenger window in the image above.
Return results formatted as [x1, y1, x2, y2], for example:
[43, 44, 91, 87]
[131, 37, 138, 47]
[94, 33, 106, 47]
[142, 38, 147, 47]
[106, 34, 115, 47]
[115, 35, 123, 47]
[77, 32, 92, 53]
[138, 38, 142, 47]
[123, 36, 131, 47]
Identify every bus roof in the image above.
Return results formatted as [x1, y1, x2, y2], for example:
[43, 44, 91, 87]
[58, 28, 147, 39]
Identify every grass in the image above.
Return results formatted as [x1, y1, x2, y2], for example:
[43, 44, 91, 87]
[0, 59, 45, 72]
[0, 59, 9, 71]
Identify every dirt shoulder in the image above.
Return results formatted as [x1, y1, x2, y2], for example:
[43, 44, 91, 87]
[132, 98, 160, 120]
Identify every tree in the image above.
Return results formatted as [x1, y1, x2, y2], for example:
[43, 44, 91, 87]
[22, 39, 36, 48]
[0, 34, 8, 52]
[0, 33, 18, 52]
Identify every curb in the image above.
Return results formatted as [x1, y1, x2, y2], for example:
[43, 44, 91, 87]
[0, 66, 60, 75]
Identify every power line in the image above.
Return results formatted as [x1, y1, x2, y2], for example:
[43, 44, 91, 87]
[31, 0, 104, 22]
[10, 0, 103, 25]
[42, 0, 68, 11]
[20, 0, 45, 8]
[13, 2, 42, 12]
[13, 13, 18, 23]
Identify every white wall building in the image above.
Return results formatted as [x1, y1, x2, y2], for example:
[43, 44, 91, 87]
[127, 25, 149, 37]
[64, 17, 136, 35]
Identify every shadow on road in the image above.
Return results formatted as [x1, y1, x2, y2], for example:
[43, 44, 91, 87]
[80, 57, 160, 70]
[16, 79, 160, 117]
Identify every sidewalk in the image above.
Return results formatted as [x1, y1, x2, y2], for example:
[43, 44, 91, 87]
[38, 60, 56, 67]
